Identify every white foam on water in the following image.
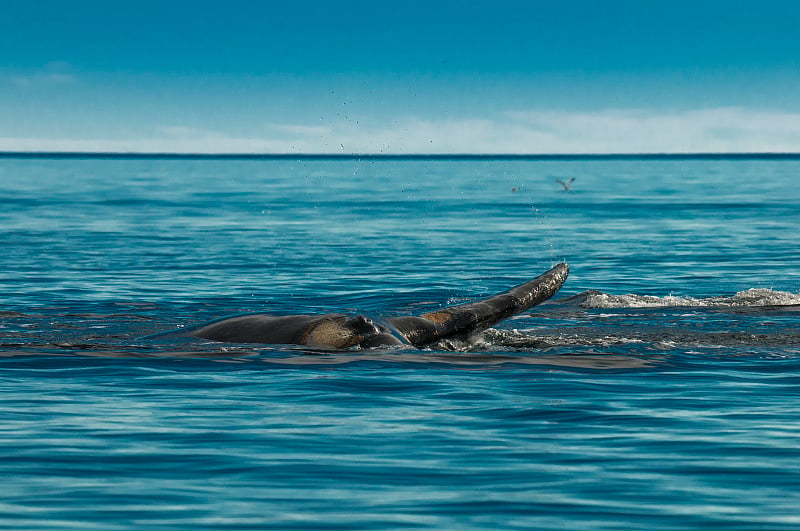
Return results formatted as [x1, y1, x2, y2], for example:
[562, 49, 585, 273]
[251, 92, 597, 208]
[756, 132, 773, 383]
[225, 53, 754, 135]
[582, 288, 800, 309]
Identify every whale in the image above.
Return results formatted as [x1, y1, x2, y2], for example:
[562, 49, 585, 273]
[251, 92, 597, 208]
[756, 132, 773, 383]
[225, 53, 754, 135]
[184, 263, 568, 349]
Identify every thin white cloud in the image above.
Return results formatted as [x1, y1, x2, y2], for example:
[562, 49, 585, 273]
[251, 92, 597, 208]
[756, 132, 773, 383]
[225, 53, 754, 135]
[368, 108, 800, 153]
[502, 108, 800, 153]
[0, 134, 311, 154]
[7, 61, 78, 88]
[2, 108, 800, 153]
[268, 124, 332, 137]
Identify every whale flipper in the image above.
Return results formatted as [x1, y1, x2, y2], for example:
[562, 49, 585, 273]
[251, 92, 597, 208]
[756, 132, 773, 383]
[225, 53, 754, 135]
[387, 263, 569, 346]
[182, 263, 569, 349]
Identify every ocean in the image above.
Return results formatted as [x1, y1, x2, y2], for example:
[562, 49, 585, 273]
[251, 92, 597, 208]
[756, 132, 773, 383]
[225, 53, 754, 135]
[1, 155, 799, 529]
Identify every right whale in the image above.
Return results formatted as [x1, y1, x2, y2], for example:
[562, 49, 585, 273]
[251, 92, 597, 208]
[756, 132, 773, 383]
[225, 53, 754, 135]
[185, 263, 569, 350]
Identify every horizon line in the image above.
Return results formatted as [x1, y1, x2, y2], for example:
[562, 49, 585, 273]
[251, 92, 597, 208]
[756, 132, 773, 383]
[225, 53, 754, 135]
[1, 151, 800, 161]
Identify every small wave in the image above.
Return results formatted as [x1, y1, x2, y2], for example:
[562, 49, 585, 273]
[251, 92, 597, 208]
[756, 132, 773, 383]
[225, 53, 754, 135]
[481, 327, 800, 351]
[579, 288, 800, 309]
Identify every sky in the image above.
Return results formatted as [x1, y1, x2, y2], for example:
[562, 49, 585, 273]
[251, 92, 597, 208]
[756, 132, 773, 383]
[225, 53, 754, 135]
[1, 0, 799, 154]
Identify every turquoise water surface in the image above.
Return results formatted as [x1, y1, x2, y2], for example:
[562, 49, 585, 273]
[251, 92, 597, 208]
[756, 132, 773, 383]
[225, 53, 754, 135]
[1, 156, 799, 529]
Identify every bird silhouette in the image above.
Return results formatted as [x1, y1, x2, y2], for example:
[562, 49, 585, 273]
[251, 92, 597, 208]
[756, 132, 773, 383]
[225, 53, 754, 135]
[556, 177, 575, 191]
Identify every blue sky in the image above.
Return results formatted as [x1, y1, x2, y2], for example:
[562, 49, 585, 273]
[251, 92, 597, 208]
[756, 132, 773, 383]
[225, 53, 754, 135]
[2, 0, 799, 153]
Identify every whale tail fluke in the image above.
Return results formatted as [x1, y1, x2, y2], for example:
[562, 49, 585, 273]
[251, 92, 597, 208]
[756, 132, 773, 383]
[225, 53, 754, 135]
[388, 263, 569, 346]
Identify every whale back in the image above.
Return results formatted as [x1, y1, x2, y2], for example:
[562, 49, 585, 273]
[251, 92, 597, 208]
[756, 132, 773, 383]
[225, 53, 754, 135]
[192, 313, 384, 349]
[387, 263, 568, 346]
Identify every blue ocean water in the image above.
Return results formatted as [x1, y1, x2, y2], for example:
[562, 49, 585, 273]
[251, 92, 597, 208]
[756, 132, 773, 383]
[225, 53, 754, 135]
[1, 156, 799, 529]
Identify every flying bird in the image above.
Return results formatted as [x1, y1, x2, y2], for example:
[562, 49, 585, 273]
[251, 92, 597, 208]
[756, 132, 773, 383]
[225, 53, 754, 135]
[556, 177, 575, 191]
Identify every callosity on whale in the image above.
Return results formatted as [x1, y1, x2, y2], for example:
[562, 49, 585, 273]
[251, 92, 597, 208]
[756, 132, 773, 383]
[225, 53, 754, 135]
[187, 263, 569, 349]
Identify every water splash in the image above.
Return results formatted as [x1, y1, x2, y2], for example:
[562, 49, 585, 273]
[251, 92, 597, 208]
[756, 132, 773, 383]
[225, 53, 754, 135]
[579, 288, 800, 309]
